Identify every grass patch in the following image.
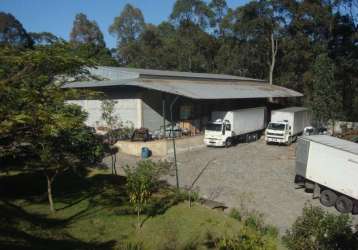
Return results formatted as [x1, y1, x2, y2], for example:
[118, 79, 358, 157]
[0, 168, 278, 249]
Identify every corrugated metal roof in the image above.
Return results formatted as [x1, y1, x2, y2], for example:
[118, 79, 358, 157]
[301, 135, 358, 155]
[63, 77, 302, 99]
[92, 66, 265, 82]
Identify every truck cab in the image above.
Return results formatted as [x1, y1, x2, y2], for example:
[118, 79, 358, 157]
[265, 121, 292, 144]
[204, 119, 233, 147]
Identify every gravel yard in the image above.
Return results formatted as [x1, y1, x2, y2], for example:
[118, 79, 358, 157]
[108, 138, 358, 233]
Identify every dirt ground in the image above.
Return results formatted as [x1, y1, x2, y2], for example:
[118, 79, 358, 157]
[105, 138, 358, 234]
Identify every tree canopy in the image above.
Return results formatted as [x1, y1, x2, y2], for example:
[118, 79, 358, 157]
[109, 4, 145, 46]
[0, 12, 33, 47]
[70, 13, 106, 48]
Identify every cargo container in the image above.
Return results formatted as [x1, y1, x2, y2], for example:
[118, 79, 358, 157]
[295, 135, 358, 214]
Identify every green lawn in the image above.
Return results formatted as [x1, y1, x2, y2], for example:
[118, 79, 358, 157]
[0, 168, 279, 249]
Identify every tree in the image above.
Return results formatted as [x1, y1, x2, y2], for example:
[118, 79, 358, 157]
[170, 0, 214, 30]
[0, 44, 99, 213]
[209, 0, 228, 36]
[283, 205, 357, 250]
[70, 13, 106, 48]
[69, 13, 118, 66]
[309, 53, 342, 128]
[101, 99, 120, 175]
[0, 12, 33, 47]
[109, 4, 145, 46]
[29, 32, 60, 45]
[125, 161, 159, 229]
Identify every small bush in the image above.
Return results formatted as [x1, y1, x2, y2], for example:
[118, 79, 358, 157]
[229, 208, 242, 222]
[213, 226, 278, 250]
[229, 208, 278, 238]
[212, 209, 278, 249]
[283, 205, 358, 250]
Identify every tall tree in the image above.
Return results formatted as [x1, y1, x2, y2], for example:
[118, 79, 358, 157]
[309, 53, 342, 127]
[0, 12, 33, 47]
[170, 0, 214, 29]
[209, 0, 228, 36]
[109, 4, 145, 65]
[70, 13, 105, 48]
[70, 13, 117, 66]
[109, 4, 145, 46]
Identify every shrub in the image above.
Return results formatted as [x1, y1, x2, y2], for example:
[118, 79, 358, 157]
[283, 205, 358, 250]
[229, 208, 242, 222]
[212, 209, 278, 250]
[212, 225, 278, 250]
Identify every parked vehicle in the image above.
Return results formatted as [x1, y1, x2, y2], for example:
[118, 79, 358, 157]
[204, 107, 266, 147]
[303, 126, 328, 136]
[295, 135, 358, 214]
[265, 107, 310, 145]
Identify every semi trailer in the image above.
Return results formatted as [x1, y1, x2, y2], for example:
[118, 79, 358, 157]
[204, 107, 266, 147]
[295, 135, 358, 214]
[265, 107, 310, 145]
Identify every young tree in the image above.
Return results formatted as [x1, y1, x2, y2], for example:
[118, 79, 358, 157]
[0, 44, 98, 213]
[101, 99, 120, 175]
[125, 161, 159, 229]
[0, 12, 33, 47]
[309, 53, 342, 129]
[101, 99, 120, 133]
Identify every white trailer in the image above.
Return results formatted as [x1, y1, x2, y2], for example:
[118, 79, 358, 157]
[204, 107, 266, 147]
[265, 107, 310, 145]
[295, 135, 358, 214]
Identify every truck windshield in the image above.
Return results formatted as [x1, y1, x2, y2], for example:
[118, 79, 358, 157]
[206, 123, 222, 131]
[268, 123, 285, 130]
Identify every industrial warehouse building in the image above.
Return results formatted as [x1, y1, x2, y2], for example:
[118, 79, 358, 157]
[63, 66, 302, 136]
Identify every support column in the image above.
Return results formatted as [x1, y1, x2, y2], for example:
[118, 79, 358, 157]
[162, 93, 166, 137]
[136, 98, 143, 128]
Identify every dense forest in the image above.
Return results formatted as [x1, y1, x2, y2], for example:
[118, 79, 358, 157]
[0, 0, 357, 123]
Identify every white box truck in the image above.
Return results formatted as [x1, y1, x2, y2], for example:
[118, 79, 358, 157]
[295, 135, 358, 214]
[265, 107, 310, 145]
[204, 107, 266, 147]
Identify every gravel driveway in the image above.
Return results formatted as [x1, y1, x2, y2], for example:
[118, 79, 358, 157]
[108, 138, 358, 233]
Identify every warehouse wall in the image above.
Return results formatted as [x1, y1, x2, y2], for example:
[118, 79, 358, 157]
[66, 87, 142, 129]
[66, 98, 139, 128]
[142, 90, 170, 132]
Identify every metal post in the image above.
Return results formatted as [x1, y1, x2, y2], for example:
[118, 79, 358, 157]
[162, 94, 166, 137]
[170, 96, 180, 189]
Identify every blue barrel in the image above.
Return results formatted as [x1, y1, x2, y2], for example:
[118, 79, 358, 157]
[141, 147, 150, 159]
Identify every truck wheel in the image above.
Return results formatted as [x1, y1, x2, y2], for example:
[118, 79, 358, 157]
[225, 138, 232, 148]
[335, 196, 353, 213]
[320, 189, 337, 207]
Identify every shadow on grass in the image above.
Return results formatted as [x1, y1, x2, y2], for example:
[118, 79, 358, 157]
[0, 168, 128, 249]
[0, 166, 182, 246]
[0, 199, 117, 250]
[139, 182, 185, 227]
